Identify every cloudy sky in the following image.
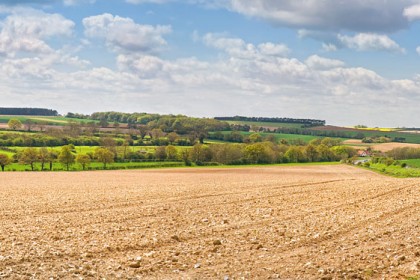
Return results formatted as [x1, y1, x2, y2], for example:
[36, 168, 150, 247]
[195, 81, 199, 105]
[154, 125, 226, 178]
[1, 0, 420, 127]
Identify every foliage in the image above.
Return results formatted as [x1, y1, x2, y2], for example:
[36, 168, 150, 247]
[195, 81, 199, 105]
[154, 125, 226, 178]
[0, 154, 11, 171]
[0, 107, 58, 116]
[215, 116, 325, 127]
[76, 154, 91, 170]
[58, 145, 75, 171]
[19, 147, 39, 171]
[8, 119, 23, 130]
[94, 147, 114, 169]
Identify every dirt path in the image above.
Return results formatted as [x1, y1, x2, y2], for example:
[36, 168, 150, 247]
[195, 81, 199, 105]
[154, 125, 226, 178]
[0, 165, 419, 279]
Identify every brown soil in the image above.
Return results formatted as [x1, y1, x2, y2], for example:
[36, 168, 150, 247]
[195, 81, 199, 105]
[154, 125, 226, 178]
[343, 139, 420, 152]
[0, 166, 419, 279]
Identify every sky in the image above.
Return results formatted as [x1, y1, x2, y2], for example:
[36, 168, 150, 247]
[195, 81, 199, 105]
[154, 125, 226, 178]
[1, 1, 420, 127]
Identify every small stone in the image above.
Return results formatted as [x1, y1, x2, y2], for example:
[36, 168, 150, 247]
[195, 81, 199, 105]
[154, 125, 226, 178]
[128, 261, 141, 268]
[171, 235, 180, 242]
[213, 240, 222, 246]
[194, 263, 201, 269]
[202, 218, 209, 223]
[256, 244, 263, 250]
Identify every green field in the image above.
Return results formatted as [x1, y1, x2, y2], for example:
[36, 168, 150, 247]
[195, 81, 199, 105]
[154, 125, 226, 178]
[365, 162, 420, 177]
[401, 159, 420, 168]
[227, 120, 305, 129]
[0, 115, 97, 126]
[3, 161, 185, 172]
[215, 131, 348, 143]
[318, 128, 420, 144]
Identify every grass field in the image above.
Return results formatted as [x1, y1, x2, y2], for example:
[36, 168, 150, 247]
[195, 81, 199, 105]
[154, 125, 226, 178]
[0, 165, 418, 278]
[319, 128, 420, 144]
[227, 120, 304, 128]
[4, 161, 185, 171]
[402, 159, 420, 168]
[364, 162, 420, 177]
[0, 115, 96, 126]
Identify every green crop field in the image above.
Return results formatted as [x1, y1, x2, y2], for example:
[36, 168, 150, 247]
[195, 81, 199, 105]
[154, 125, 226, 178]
[365, 162, 420, 178]
[316, 128, 420, 144]
[3, 161, 185, 172]
[401, 159, 420, 168]
[0, 115, 98, 126]
[227, 120, 305, 129]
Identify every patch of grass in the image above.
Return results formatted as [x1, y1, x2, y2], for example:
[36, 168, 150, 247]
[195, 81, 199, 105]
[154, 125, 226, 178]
[401, 159, 420, 168]
[0, 115, 98, 126]
[4, 161, 185, 172]
[364, 162, 420, 178]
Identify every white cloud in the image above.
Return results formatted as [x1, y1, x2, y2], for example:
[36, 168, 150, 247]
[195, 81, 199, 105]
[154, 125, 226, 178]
[63, 0, 96, 6]
[417, 46, 420, 55]
[226, 0, 413, 32]
[403, 4, 420, 21]
[338, 33, 405, 53]
[202, 33, 289, 59]
[83, 13, 172, 54]
[305, 55, 344, 70]
[0, 8, 75, 57]
[322, 43, 338, 52]
[258, 42, 290, 57]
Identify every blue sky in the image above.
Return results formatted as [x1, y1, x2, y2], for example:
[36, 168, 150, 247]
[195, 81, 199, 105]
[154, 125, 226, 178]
[1, 0, 420, 127]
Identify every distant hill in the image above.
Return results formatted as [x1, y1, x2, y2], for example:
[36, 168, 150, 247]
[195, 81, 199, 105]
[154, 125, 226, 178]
[0, 108, 58, 116]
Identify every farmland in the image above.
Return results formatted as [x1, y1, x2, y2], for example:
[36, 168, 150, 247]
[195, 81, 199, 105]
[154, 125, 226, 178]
[0, 165, 419, 279]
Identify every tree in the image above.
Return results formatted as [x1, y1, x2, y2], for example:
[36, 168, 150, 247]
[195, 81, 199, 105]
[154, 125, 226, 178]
[0, 154, 11, 171]
[285, 146, 306, 163]
[167, 132, 179, 144]
[8, 119, 22, 130]
[99, 118, 109, 128]
[58, 145, 75, 171]
[166, 145, 178, 160]
[24, 119, 34, 131]
[155, 146, 167, 161]
[304, 144, 319, 162]
[94, 147, 114, 169]
[180, 148, 191, 166]
[19, 147, 39, 171]
[38, 147, 51, 171]
[76, 154, 91, 170]
[100, 137, 117, 156]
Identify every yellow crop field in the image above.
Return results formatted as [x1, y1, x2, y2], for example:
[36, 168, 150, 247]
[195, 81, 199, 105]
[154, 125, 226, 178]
[0, 166, 419, 279]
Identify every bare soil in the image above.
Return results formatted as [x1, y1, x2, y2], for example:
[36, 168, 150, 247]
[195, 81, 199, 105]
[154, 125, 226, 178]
[343, 139, 420, 152]
[0, 165, 419, 279]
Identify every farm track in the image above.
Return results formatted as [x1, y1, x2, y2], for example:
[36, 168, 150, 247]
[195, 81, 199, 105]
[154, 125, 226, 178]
[0, 165, 419, 279]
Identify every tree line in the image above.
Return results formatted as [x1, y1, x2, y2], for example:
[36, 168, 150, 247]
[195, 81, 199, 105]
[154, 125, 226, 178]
[214, 116, 326, 127]
[0, 108, 58, 116]
[0, 137, 357, 171]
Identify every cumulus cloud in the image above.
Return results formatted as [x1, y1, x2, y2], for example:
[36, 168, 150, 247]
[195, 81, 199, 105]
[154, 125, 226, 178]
[337, 33, 405, 53]
[225, 0, 413, 33]
[300, 29, 405, 53]
[83, 13, 172, 54]
[403, 4, 420, 20]
[202, 33, 290, 59]
[416, 46, 420, 55]
[305, 55, 345, 70]
[63, 0, 96, 6]
[0, 8, 74, 57]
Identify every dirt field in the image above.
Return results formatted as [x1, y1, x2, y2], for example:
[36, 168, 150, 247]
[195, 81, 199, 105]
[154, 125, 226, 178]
[343, 139, 420, 152]
[0, 165, 419, 279]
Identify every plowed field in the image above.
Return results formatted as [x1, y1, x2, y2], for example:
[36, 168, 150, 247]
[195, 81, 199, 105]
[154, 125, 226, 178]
[0, 165, 419, 279]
